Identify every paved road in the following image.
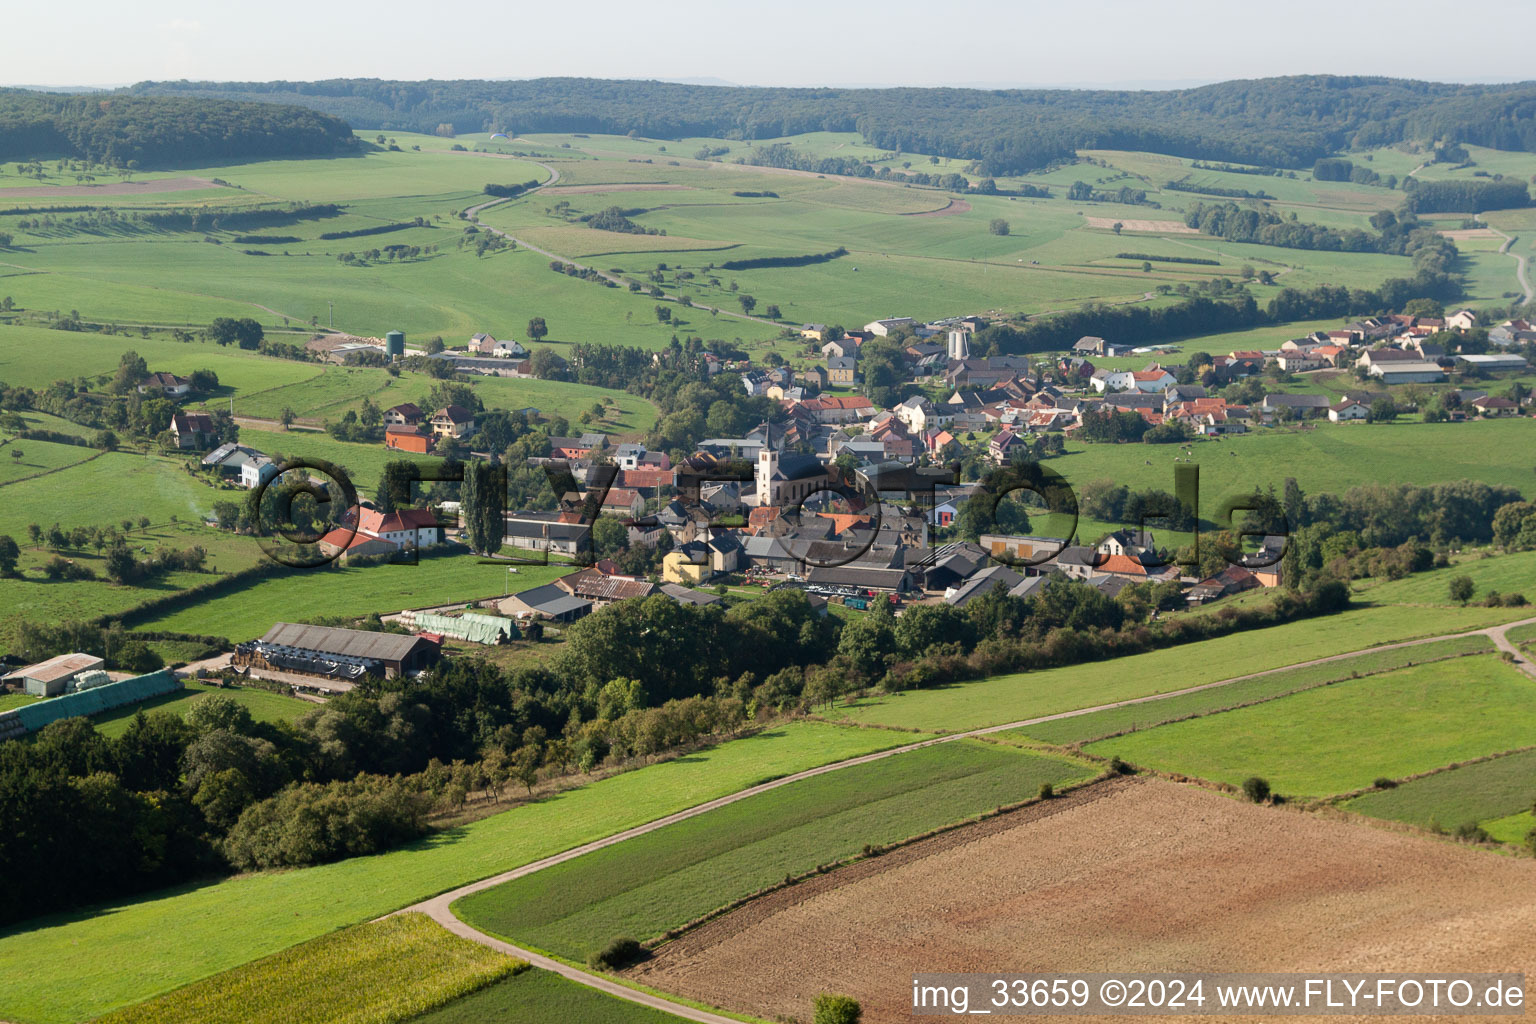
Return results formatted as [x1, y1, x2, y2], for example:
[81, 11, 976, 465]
[404, 614, 1536, 1020]
[1488, 227, 1534, 306]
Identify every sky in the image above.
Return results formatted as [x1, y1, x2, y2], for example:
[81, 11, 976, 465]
[7, 0, 1535, 90]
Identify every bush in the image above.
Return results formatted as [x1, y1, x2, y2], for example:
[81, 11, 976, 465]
[1109, 755, 1133, 775]
[1373, 777, 1398, 790]
[588, 936, 645, 971]
[1454, 821, 1491, 843]
[1037, 781, 1054, 800]
[814, 993, 863, 1024]
[1242, 776, 1271, 803]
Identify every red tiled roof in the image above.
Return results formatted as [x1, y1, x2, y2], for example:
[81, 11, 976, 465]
[620, 468, 675, 489]
[357, 507, 438, 535]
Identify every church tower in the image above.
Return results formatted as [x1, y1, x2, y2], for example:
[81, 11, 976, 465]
[756, 423, 778, 506]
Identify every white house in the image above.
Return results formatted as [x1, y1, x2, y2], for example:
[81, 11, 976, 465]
[1090, 369, 1136, 393]
[1130, 368, 1177, 393]
[1328, 399, 1370, 422]
[895, 395, 952, 433]
[240, 455, 280, 489]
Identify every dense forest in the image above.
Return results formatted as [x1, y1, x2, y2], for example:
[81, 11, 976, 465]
[130, 76, 1536, 174]
[0, 90, 357, 165]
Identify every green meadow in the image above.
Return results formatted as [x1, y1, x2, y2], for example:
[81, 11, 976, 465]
[90, 681, 315, 737]
[129, 553, 570, 641]
[454, 741, 1094, 962]
[1343, 747, 1536, 832]
[1013, 634, 1495, 746]
[0, 721, 917, 1024]
[1045, 417, 1536, 520]
[5, 130, 1490, 357]
[94, 913, 518, 1024]
[411, 969, 687, 1024]
[827, 601, 1528, 734]
[1085, 656, 1536, 798]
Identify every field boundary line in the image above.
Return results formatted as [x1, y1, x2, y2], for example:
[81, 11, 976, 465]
[0, 448, 106, 489]
[395, 613, 1536, 1023]
[1061, 640, 1496, 746]
[1322, 742, 1536, 806]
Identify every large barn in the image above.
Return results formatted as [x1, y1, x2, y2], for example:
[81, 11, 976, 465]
[240, 623, 441, 680]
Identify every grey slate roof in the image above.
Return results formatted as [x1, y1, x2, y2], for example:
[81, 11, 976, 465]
[259, 622, 433, 662]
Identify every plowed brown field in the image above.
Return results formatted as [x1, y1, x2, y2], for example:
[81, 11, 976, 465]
[632, 778, 1536, 1023]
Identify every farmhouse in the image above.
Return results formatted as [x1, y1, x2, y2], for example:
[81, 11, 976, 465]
[169, 411, 217, 450]
[826, 355, 858, 385]
[201, 443, 275, 487]
[430, 405, 476, 438]
[1328, 399, 1370, 422]
[1471, 396, 1519, 417]
[3, 653, 106, 698]
[384, 403, 424, 427]
[243, 622, 440, 680]
[504, 511, 588, 556]
[138, 371, 191, 397]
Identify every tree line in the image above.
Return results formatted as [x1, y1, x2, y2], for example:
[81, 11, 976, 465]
[0, 89, 356, 165]
[127, 76, 1536, 176]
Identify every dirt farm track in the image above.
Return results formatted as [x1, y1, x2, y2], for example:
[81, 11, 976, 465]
[631, 778, 1536, 1023]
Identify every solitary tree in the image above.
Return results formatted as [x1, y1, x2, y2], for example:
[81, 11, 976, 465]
[988, 218, 1010, 236]
[280, 407, 295, 430]
[738, 294, 757, 315]
[526, 316, 548, 342]
[0, 534, 19, 576]
[1449, 575, 1475, 605]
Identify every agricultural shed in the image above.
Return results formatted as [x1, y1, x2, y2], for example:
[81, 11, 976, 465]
[250, 623, 440, 679]
[4, 652, 106, 697]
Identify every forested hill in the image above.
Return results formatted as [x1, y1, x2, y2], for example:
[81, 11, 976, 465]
[130, 76, 1536, 174]
[0, 90, 357, 165]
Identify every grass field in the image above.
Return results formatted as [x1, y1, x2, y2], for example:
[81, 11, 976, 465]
[1013, 634, 1495, 746]
[91, 681, 314, 737]
[0, 721, 919, 1024]
[1342, 747, 1536, 832]
[0, 692, 38, 710]
[1044, 418, 1536, 518]
[1084, 656, 1536, 798]
[0, 449, 225, 538]
[1483, 810, 1535, 844]
[1353, 549, 1536, 606]
[1, 133, 1471, 356]
[412, 970, 685, 1024]
[94, 913, 519, 1024]
[130, 553, 570, 641]
[826, 600, 1526, 734]
[2, 522, 266, 648]
[454, 741, 1094, 962]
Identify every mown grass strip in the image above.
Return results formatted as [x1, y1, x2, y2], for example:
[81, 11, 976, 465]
[454, 741, 1094, 962]
[1084, 656, 1536, 799]
[94, 913, 519, 1024]
[413, 969, 685, 1024]
[1343, 747, 1536, 830]
[1013, 635, 1494, 747]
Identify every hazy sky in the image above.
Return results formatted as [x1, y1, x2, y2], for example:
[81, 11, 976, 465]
[8, 0, 1535, 89]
